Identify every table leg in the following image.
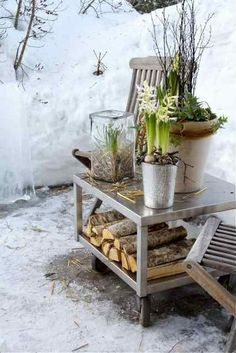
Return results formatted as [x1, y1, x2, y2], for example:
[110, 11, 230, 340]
[74, 183, 83, 241]
[136, 225, 150, 326]
[136, 225, 148, 297]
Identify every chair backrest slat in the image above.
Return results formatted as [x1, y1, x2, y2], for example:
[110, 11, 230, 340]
[126, 56, 169, 124]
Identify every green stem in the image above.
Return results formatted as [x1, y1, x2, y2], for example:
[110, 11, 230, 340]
[156, 120, 170, 154]
[146, 112, 156, 155]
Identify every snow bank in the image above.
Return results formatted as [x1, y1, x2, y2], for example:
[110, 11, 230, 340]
[0, 0, 235, 186]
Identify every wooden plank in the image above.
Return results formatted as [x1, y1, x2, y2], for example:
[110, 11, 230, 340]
[130, 69, 141, 113]
[206, 249, 236, 261]
[221, 223, 236, 230]
[145, 69, 152, 85]
[126, 69, 137, 114]
[150, 69, 157, 86]
[208, 244, 236, 255]
[186, 216, 221, 263]
[202, 259, 236, 274]
[212, 236, 236, 245]
[129, 56, 167, 70]
[184, 260, 236, 316]
[147, 261, 184, 280]
[156, 70, 163, 87]
[217, 227, 236, 237]
[210, 240, 236, 251]
[140, 68, 147, 86]
[215, 229, 236, 240]
[203, 254, 236, 266]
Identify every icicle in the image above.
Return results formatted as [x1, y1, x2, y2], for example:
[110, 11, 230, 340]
[0, 84, 35, 204]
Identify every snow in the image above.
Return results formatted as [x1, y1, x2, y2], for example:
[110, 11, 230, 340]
[0, 84, 34, 204]
[0, 189, 230, 352]
[0, 0, 235, 187]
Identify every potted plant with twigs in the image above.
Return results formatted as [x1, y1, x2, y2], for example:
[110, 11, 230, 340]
[150, 0, 228, 193]
[137, 81, 179, 209]
[171, 93, 228, 192]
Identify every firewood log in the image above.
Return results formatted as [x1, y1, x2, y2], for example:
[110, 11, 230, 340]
[92, 221, 121, 237]
[128, 238, 195, 273]
[102, 219, 137, 240]
[101, 240, 114, 257]
[121, 251, 130, 271]
[121, 254, 185, 279]
[108, 247, 121, 262]
[101, 241, 121, 262]
[102, 219, 168, 241]
[84, 210, 124, 237]
[114, 226, 187, 254]
[90, 234, 103, 247]
[147, 261, 184, 280]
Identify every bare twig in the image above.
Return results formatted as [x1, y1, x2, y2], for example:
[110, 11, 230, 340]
[150, 0, 213, 98]
[14, 0, 23, 29]
[72, 344, 89, 352]
[93, 50, 107, 75]
[79, 0, 123, 17]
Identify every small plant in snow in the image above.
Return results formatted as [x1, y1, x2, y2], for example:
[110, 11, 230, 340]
[93, 50, 107, 75]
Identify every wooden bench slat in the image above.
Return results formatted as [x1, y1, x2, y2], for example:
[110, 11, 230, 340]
[218, 225, 236, 234]
[216, 229, 236, 237]
[186, 217, 222, 263]
[202, 258, 236, 275]
[206, 248, 236, 261]
[221, 223, 236, 230]
[214, 233, 236, 241]
[203, 253, 236, 266]
[210, 240, 236, 251]
[208, 244, 236, 255]
[212, 236, 236, 246]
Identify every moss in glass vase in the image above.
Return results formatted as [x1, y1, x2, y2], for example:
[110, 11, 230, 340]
[91, 124, 134, 182]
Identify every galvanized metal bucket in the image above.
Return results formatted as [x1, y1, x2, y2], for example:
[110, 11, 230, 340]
[142, 163, 177, 209]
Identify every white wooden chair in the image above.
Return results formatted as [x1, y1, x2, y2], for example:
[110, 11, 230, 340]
[183, 216, 236, 353]
[73, 56, 167, 221]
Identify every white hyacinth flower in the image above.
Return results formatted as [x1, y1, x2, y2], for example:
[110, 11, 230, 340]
[137, 80, 157, 114]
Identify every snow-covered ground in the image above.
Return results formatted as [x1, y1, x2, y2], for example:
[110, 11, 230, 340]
[0, 0, 236, 187]
[1, 2, 235, 351]
[0, 189, 232, 352]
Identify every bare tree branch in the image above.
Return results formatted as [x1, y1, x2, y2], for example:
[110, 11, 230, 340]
[14, 0, 36, 72]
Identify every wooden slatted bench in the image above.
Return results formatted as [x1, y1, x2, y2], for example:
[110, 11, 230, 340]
[183, 216, 236, 353]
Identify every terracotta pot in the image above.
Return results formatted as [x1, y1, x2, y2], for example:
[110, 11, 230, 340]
[171, 119, 217, 193]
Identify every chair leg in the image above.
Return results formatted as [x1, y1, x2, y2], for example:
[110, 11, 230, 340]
[225, 318, 236, 353]
[184, 260, 236, 316]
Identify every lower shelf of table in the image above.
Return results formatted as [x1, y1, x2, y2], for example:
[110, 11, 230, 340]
[79, 234, 224, 295]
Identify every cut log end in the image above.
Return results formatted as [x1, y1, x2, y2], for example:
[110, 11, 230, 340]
[85, 210, 124, 237]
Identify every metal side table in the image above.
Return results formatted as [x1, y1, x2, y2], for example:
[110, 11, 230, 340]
[73, 173, 236, 326]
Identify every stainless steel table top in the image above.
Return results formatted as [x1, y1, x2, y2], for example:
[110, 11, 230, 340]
[73, 173, 235, 226]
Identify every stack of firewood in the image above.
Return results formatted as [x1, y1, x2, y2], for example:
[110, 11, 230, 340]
[84, 210, 195, 280]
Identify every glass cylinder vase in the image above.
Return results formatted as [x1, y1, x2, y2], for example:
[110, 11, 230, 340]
[90, 110, 135, 183]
